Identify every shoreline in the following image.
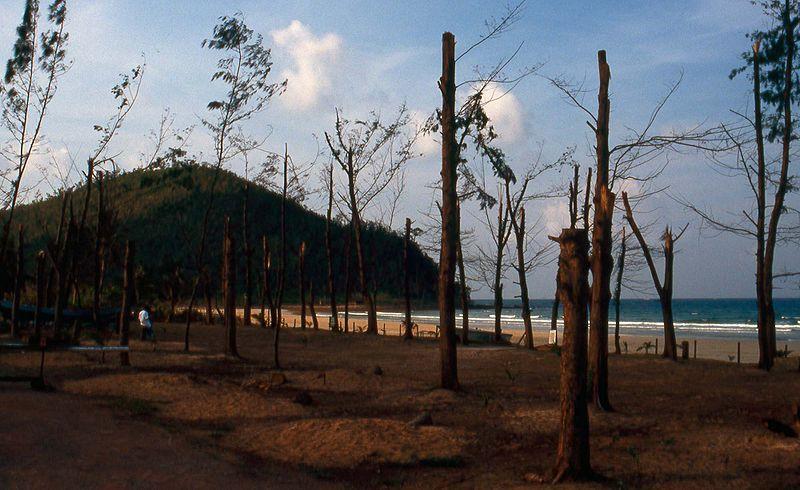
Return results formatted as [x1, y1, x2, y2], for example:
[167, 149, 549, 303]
[239, 306, 797, 365]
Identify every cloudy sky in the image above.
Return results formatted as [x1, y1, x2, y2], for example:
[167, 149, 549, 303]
[2, 0, 798, 299]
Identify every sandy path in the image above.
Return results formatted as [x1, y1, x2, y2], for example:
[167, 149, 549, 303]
[0, 387, 326, 490]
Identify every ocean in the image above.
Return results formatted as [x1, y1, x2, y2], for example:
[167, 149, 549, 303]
[351, 298, 800, 342]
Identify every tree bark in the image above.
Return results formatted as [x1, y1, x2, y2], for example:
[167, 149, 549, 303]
[53, 216, 75, 341]
[91, 172, 105, 329]
[403, 217, 414, 339]
[492, 198, 508, 342]
[119, 241, 135, 366]
[262, 236, 276, 328]
[438, 31, 459, 390]
[274, 144, 289, 369]
[344, 229, 352, 333]
[613, 227, 626, 355]
[223, 217, 238, 357]
[551, 228, 592, 483]
[589, 50, 614, 412]
[753, 39, 770, 371]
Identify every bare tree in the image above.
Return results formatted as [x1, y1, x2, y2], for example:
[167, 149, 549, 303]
[324, 106, 417, 334]
[622, 193, 688, 360]
[324, 161, 339, 331]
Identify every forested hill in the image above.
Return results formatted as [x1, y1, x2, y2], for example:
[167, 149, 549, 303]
[13, 164, 438, 306]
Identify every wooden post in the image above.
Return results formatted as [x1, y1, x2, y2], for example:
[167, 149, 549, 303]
[681, 340, 689, 360]
[437, 31, 459, 390]
[694, 340, 697, 359]
[655, 338, 658, 357]
[119, 241, 135, 366]
[299, 242, 307, 329]
[551, 228, 592, 483]
[309, 279, 319, 330]
[10, 225, 24, 337]
[737, 342, 741, 364]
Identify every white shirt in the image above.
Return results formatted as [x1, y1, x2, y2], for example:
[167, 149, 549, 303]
[138, 310, 151, 328]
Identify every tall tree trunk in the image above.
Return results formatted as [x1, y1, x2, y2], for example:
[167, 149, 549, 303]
[551, 228, 592, 483]
[325, 165, 339, 332]
[347, 171, 378, 334]
[299, 242, 307, 329]
[761, 4, 793, 371]
[613, 227, 626, 355]
[403, 217, 414, 339]
[54, 217, 75, 341]
[438, 31, 459, 390]
[493, 199, 506, 342]
[204, 274, 214, 325]
[457, 230, 470, 345]
[119, 241, 135, 366]
[589, 50, 614, 412]
[223, 217, 238, 357]
[243, 181, 253, 327]
[11, 225, 24, 338]
[46, 194, 69, 307]
[514, 207, 534, 349]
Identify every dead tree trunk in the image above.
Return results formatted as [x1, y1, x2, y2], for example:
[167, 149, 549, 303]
[243, 181, 253, 327]
[402, 218, 414, 339]
[223, 217, 238, 357]
[613, 227, 626, 355]
[53, 216, 75, 341]
[343, 229, 352, 333]
[92, 172, 106, 328]
[119, 241, 135, 366]
[299, 242, 307, 329]
[438, 31, 459, 390]
[325, 164, 339, 332]
[457, 230, 470, 345]
[492, 198, 509, 342]
[309, 279, 319, 330]
[551, 227, 592, 483]
[273, 144, 289, 369]
[513, 208, 534, 349]
[46, 195, 69, 307]
[622, 193, 683, 361]
[262, 236, 276, 328]
[204, 274, 214, 325]
[33, 251, 45, 344]
[10, 225, 24, 338]
[589, 50, 614, 412]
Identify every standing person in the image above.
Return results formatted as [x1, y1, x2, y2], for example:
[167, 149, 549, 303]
[139, 306, 154, 341]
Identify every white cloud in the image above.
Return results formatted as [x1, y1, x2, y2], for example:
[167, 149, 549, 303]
[410, 110, 439, 156]
[271, 20, 341, 111]
[479, 82, 524, 143]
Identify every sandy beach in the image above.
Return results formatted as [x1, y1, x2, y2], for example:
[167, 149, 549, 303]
[2, 317, 799, 488]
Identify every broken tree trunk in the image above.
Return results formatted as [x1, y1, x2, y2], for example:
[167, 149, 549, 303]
[438, 31, 459, 390]
[223, 217, 238, 357]
[119, 241, 135, 366]
[622, 193, 681, 361]
[551, 227, 592, 483]
[589, 50, 614, 412]
[403, 217, 414, 340]
[325, 164, 339, 332]
[613, 227, 626, 355]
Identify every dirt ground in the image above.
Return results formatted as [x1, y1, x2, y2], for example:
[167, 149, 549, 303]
[1, 321, 799, 489]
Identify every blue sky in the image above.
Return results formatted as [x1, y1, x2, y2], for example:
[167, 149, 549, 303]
[2, 0, 797, 299]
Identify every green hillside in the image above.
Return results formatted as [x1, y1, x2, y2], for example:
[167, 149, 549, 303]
[13, 164, 439, 308]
